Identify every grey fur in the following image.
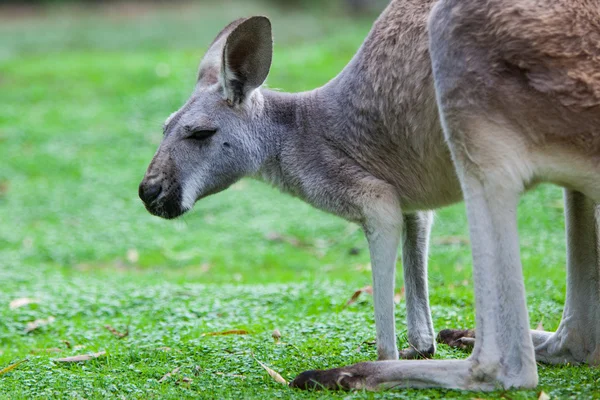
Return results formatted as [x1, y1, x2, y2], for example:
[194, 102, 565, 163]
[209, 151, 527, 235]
[292, 0, 600, 391]
[140, 0, 600, 390]
[140, 3, 450, 362]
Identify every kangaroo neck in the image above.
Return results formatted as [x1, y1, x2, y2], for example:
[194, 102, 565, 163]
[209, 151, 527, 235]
[256, 88, 338, 192]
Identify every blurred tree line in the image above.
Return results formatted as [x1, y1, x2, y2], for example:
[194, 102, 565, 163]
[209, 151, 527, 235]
[2, 0, 388, 15]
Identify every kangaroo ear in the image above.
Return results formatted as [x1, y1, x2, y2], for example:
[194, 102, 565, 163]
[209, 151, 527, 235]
[220, 16, 273, 105]
[198, 18, 248, 86]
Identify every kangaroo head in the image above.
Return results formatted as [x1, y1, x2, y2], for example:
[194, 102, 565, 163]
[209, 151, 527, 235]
[139, 17, 273, 219]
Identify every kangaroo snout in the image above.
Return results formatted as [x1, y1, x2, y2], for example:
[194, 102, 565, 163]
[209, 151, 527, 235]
[138, 179, 162, 205]
[138, 171, 184, 220]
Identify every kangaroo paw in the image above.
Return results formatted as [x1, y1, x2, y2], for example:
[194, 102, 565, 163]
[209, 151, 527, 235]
[436, 329, 476, 350]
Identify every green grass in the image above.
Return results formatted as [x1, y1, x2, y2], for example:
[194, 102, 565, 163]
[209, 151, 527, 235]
[0, 1, 598, 398]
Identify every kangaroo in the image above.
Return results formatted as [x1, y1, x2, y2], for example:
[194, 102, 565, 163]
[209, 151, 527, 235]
[289, 0, 600, 391]
[139, 0, 600, 391]
[140, 0, 455, 363]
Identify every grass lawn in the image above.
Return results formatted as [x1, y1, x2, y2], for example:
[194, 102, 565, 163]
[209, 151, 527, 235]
[0, 1, 598, 398]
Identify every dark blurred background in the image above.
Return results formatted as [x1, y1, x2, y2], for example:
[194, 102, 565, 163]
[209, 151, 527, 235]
[1, 0, 388, 14]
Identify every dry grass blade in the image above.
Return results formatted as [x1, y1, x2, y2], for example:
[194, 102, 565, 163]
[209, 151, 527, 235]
[272, 329, 281, 343]
[54, 351, 106, 363]
[0, 359, 28, 376]
[158, 367, 180, 383]
[216, 372, 245, 379]
[434, 236, 470, 246]
[344, 285, 373, 308]
[176, 376, 192, 386]
[24, 316, 55, 333]
[126, 248, 139, 263]
[538, 391, 550, 400]
[30, 348, 62, 354]
[253, 356, 287, 385]
[265, 232, 305, 248]
[265, 232, 332, 258]
[104, 325, 129, 339]
[9, 297, 40, 309]
[535, 319, 544, 331]
[202, 329, 249, 336]
[0, 180, 8, 198]
[536, 322, 544, 331]
[394, 287, 405, 304]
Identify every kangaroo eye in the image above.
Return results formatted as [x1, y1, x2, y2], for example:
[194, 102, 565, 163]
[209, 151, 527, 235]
[188, 129, 217, 141]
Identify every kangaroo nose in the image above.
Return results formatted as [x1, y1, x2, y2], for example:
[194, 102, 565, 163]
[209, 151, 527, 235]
[139, 181, 162, 204]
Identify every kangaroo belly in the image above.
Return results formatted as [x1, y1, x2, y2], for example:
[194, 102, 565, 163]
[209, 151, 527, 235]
[378, 133, 463, 212]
